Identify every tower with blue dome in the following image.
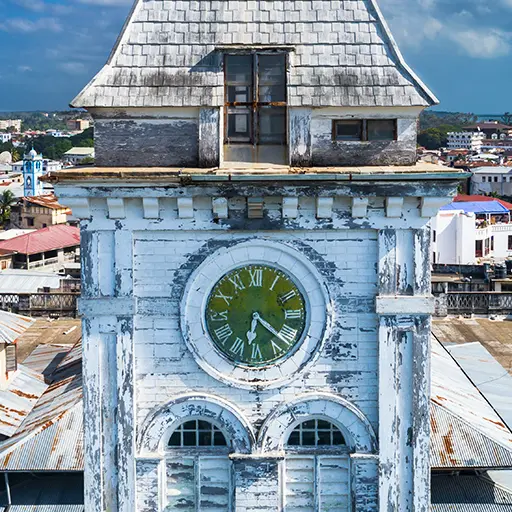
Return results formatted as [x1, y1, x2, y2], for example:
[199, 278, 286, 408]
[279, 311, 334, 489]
[23, 148, 44, 196]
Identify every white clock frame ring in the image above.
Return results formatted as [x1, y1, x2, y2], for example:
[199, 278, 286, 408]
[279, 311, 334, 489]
[180, 239, 332, 389]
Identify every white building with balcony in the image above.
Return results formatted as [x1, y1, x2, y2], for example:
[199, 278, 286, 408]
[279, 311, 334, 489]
[447, 131, 485, 151]
[432, 200, 512, 264]
[471, 166, 512, 196]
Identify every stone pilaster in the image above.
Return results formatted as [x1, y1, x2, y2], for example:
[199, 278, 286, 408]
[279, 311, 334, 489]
[377, 226, 432, 512]
[79, 222, 135, 512]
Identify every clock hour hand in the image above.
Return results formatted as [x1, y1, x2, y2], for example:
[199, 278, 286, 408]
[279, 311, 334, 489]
[253, 312, 280, 338]
[246, 315, 258, 345]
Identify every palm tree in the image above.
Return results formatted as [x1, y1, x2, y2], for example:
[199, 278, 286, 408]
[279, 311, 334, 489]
[0, 190, 16, 226]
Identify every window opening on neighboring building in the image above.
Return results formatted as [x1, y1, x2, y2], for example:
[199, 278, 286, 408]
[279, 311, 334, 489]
[224, 52, 287, 166]
[476, 240, 483, 258]
[333, 119, 397, 142]
[508, 235, 512, 251]
[284, 419, 350, 512]
[166, 420, 232, 511]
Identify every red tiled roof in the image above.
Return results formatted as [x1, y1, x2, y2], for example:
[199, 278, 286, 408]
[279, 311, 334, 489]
[0, 225, 80, 255]
[455, 195, 512, 210]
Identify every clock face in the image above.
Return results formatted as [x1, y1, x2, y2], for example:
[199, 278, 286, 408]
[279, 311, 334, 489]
[205, 265, 307, 367]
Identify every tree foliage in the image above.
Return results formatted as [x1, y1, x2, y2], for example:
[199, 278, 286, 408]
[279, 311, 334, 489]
[502, 112, 512, 126]
[23, 127, 95, 160]
[0, 190, 16, 225]
[419, 111, 477, 131]
[417, 124, 462, 150]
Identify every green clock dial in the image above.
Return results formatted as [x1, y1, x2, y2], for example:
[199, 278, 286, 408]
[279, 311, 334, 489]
[205, 265, 307, 367]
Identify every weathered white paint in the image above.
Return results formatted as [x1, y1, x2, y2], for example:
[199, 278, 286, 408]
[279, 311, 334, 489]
[386, 197, 404, 218]
[54, 173, 458, 512]
[352, 198, 369, 218]
[212, 197, 228, 219]
[316, 197, 334, 219]
[282, 197, 299, 219]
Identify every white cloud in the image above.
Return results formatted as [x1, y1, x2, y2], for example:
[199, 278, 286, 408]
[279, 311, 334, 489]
[379, 0, 512, 59]
[12, 0, 46, 12]
[58, 62, 87, 74]
[449, 29, 512, 58]
[0, 17, 63, 33]
[17, 65, 32, 72]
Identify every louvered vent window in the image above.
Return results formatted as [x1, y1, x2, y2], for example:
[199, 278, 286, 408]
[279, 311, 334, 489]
[284, 420, 351, 512]
[166, 420, 232, 512]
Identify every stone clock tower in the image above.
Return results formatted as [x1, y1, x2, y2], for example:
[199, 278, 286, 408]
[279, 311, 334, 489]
[46, 1, 466, 511]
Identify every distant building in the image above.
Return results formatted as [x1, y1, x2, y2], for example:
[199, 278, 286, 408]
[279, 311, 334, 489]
[466, 121, 512, 139]
[471, 166, 512, 195]
[10, 194, 72, 230]
[0, 120, 21, 132]
[63, 147, 94, 165]
[12, 158, 62, 174]
[447, 131, 485, 151]
[66, 119, 90, 131]
[432, 198, 512, 264]
[46, 130, 70, 138]
[22, 149, 44, 196]
[0, 134, 12, 143]
[0, 224, 80, 271]
[0, 249, 14, 271]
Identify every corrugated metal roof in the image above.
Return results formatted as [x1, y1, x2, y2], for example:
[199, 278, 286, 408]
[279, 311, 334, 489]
[0, 270, 62, 294]
[0, 225, 79, 256]
[22, 344, 71, 376]
[0, 473, 83, 511]
[23, 194, 71, 212]
[0, 365, 47, 438]
[0, 311, 34, 344]
[447, 342, 512, 432]
[432, 474, 512, 511]
[0, 341, 83, 471]
[441, 200, 510, 215]
[431, 339, 512, 469]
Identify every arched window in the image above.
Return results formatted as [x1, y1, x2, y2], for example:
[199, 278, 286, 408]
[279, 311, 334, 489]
[168, 420, 228, 448]
[287, 419, 346, 447]
[284, 419, 351, 512]
[166, 420, 232, 511]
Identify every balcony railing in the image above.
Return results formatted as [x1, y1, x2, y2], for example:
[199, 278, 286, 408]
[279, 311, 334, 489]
[0, 293, 79, 317]
[492, 224, 512, 233]
[436, 292, 512, 316]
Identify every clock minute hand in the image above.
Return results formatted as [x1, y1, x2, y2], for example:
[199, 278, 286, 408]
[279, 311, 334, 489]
[254, 313, 280, 338]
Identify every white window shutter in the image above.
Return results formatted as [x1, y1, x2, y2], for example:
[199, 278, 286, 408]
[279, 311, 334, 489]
[284, 455, 350, 512]
[166, 456, 231, 512]
[284, 456, 315, 511]
[166, 458, 196, 511]
[198, 456, 231, 511]
[5, 344, 17, 373]
[318, 456, 350, 511]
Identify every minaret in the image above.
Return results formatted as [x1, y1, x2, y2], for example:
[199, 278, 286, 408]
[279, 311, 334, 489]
[23, 148, 44, 197]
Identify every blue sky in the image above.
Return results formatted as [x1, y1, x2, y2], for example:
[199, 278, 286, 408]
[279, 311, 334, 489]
[0, 0, 511, 113]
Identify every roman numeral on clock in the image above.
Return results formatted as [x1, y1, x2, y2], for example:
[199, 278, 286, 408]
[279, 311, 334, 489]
[210, 310, 228, 322]
[271, 339, 284, 356]
[249, 268, 263, 287]
[230, 337, 245, 357]
[214, 291, 233, 305]
[228, 273, 246, 291]
[214, 324, 233, 344]
[278, 324, 298, 345]
[251, 343, 263, 361]
[285, 309, 303, 319]
[279, 289, 297, 304]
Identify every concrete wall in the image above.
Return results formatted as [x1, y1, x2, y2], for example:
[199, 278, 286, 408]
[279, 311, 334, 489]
[432, 211, 477, 265]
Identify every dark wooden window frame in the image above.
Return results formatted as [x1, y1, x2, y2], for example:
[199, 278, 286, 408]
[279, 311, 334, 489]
[224, 51, 288, 146]
[332, 119, 398, 142]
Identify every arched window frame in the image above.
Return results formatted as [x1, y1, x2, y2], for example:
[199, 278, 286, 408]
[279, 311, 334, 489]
[284, 416, 351, 455]
[164, 417, 232, 456]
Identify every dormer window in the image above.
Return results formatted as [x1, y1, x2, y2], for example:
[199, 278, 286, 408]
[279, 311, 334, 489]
[333, 119, 397, 142]
[224, 52, 287, 165]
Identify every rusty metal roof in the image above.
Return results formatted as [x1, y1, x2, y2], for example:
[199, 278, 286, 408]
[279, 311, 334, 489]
[23, 194, 71, 212]
[22, 343, 72, 378]
[0, 340, 83, 471]
[0, 365, 47, 438]
[0, 311, 34, 345]
[431, 338, 512, 469]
